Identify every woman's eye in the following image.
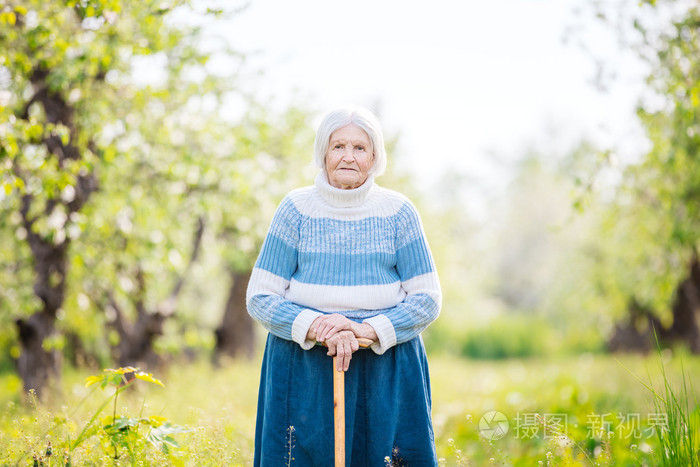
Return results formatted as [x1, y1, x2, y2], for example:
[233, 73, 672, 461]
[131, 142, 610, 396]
[355, 146, 365, 151]
[334, 144, 343, 149]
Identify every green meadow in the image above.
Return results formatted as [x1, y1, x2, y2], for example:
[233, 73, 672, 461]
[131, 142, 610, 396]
[2, 351, 698, 466]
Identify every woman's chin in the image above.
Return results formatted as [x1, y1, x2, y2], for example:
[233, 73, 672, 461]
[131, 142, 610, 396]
[330, 176, 363, 189]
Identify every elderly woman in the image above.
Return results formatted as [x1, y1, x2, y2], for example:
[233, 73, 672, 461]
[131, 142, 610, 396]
[247, 107, 441, 466]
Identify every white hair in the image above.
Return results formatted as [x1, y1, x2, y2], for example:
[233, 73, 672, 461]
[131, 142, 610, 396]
[313, 106, 387, 177]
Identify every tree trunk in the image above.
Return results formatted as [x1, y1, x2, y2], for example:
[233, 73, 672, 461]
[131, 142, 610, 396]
[669, 257, 700, 353]
[214, 271, 255, 362]
[105, 218, 205, 369]
[107, 273, 165, 370]
[608, 257, 700, 354]
[14, 67, 97, 396]
[607, 299, 662, 353]
[15, 201, 70, 396]
[16, 312, 61, 396]
[115, 310, 165, 369]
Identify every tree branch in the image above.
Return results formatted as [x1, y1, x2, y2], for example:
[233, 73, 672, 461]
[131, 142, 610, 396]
[160, 216, 205, 317]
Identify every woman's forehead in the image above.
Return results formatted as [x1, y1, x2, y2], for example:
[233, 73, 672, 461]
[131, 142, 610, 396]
[329, 124, 371, 142]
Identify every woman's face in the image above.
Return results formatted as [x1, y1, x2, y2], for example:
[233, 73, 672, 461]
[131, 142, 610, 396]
[325, 124, 374, 190]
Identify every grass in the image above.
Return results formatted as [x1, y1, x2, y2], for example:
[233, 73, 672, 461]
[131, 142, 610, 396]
[1, 351, 698, 465]
[432, 350, 700, 466]
[615, 345, 700, 467]
[650, 358, 700, 467]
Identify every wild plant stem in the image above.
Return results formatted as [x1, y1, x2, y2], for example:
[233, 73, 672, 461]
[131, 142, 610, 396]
[113, 388, 118, 421]
[614, 357, 667, 405]
[112, 387, 119, 459]
[13, 385, 100, 467]
[70, 385, 129, 451]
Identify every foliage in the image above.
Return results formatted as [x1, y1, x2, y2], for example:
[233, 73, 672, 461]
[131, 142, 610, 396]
[426, 312, 603, 361]
[78, 367, 188, 462]
[458, 314, 554, 360]
[0, 0, 218, 374]
[0, 0, 320, 371]
[421, 147, 612, 358]
[8, 366, 188, 465]
[579, 1, 700, 321]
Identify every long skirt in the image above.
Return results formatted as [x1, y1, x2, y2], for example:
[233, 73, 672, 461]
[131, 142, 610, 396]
[254, 333, 438, 466]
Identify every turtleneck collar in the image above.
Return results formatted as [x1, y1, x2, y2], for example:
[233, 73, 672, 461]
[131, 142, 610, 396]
[314, 170, 375, 208]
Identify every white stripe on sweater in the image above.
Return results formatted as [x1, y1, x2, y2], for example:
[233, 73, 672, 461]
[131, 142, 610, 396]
[285, 278, 407, 313]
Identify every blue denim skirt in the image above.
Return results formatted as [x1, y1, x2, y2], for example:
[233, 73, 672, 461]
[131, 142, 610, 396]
[254, 333, 437, 466]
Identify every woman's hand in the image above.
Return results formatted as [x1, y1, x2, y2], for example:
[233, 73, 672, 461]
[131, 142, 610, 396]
[306, 314, 379, 345]
[349, 322, 378, 342]
[325, 330, 359, 371]
[311, 314, 354, 343]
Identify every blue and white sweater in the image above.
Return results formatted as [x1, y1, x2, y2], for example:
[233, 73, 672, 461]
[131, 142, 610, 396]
[246, 171, 441, 354]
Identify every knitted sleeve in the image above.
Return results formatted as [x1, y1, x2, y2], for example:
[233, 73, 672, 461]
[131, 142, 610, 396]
[246, 196, 323, 349]
[363, 201, 442, 354]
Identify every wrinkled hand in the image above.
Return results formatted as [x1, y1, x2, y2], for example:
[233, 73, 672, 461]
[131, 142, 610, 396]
[312, 313, 354, 343]
[325, 330, 359, 371]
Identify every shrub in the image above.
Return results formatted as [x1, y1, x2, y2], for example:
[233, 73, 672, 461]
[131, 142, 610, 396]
[459, 315, 553, 359]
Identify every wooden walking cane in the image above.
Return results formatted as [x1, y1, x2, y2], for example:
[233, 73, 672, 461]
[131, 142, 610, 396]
[331, 337, 374, 467]
[333, 355, 345, 467]
[309, 331, 373, 467]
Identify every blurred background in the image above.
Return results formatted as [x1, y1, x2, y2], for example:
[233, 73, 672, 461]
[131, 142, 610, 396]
[1, 0, 700, 464]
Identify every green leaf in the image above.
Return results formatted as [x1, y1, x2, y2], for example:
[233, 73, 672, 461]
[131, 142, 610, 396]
[133, 371, 164, 387]
[146, 422, 189, 449]
[142, 415, 168, 426]
[104, 416, 140, 432]
[84, 374, 104, 387]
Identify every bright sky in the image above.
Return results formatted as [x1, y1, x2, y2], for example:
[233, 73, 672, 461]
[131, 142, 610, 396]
[214, 0, 648, 210]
